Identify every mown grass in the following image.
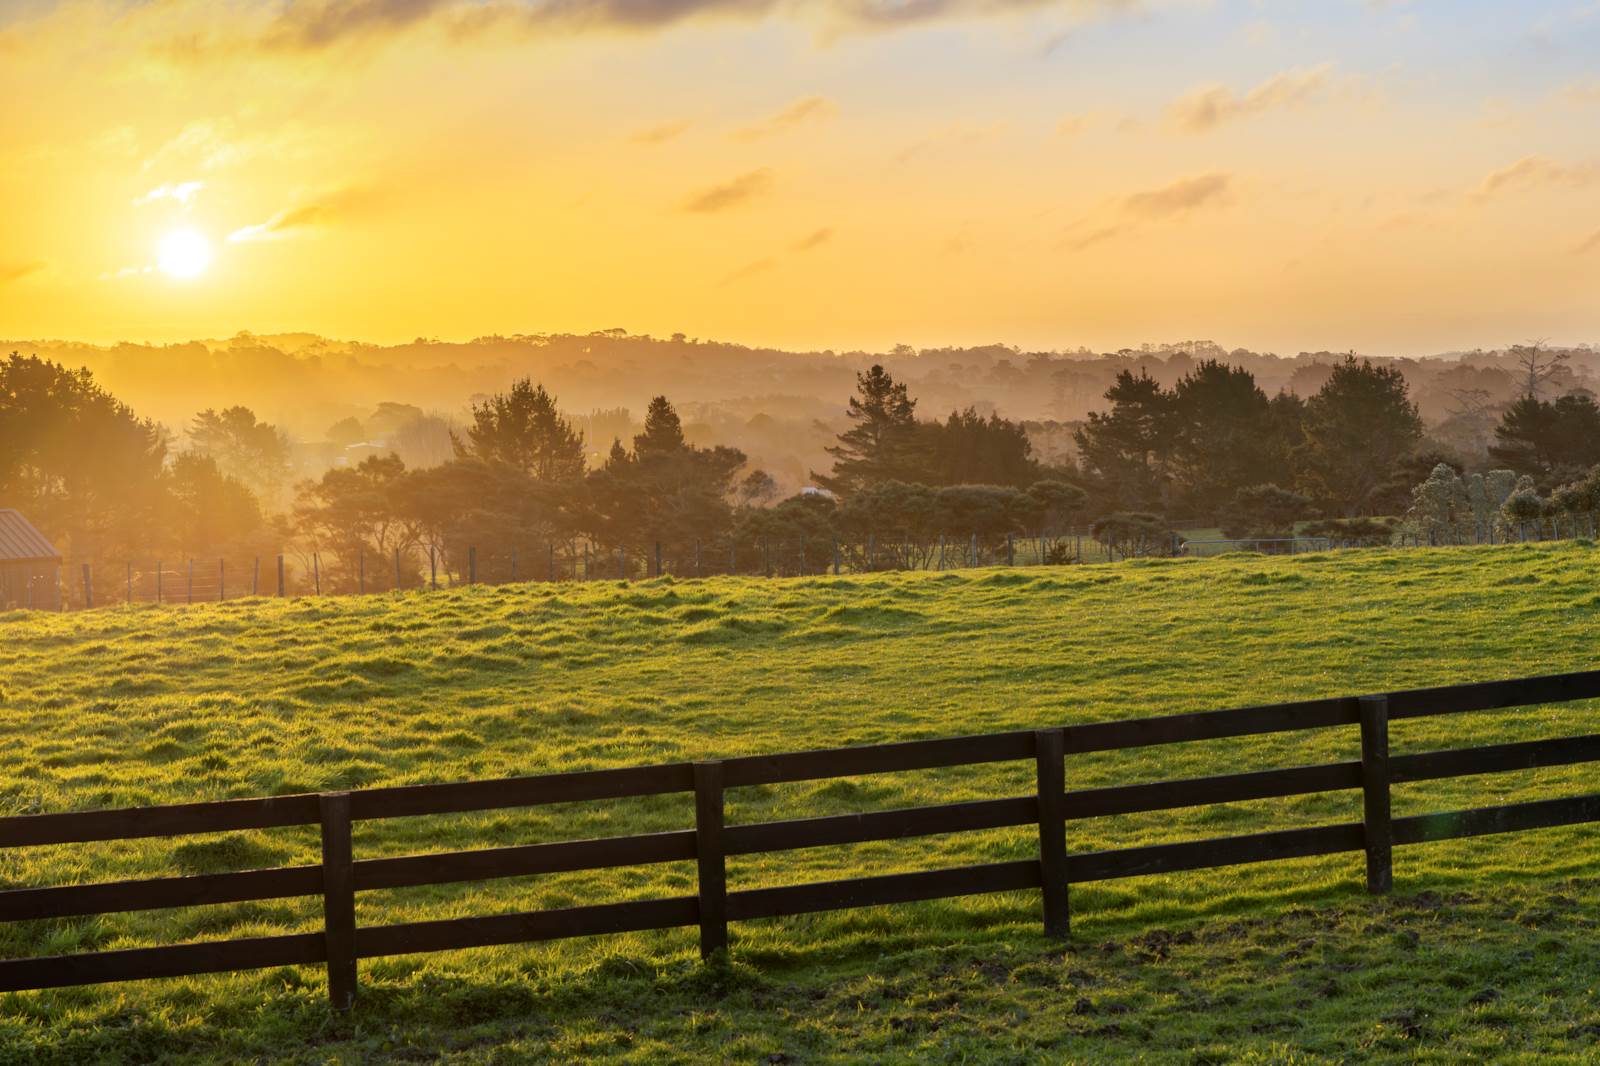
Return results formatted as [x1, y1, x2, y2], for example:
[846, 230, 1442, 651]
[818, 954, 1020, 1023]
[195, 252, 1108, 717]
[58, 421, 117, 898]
[1, 543, 1598, 1063]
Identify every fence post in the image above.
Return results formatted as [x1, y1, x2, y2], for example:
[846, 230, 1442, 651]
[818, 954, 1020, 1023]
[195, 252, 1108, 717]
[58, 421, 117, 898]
[430, 547, 437, 589]
[798, 536, 806, 577]
[1358, 695, 1393, 895]
[314, 553, 322, 595]
[318, 791, 357, 1010]
[695, 539, 702, 578]
[937, 534, 945, 571]
[762, 537, 770, 577]
[158, 560, 164, 604]
[654, 541, 662, 578]
[278, 555, 286, 597]
[359, 551, 365, 595]
[394, 549, 402, 592]
[833, 537, 841, 575]
[1035, 729, 1069, 938]
[583, 543, 590, 581]
[252, 557, 260, 597]
[1006, 533, 1014, 567]
[218, 559, 225, 602]
[126, 562, 132, 606]
[970, 532, 979, 567]
[187, 559, 194, 604]
[511, 547, 518, 583]
[728, 542, 736, 575]
[81, 564, 92, 609]
[468, 546, 477, 585]
[693, 761, 728, 960]
[549, 542, 556, 582]
[619, 546, 626, 580]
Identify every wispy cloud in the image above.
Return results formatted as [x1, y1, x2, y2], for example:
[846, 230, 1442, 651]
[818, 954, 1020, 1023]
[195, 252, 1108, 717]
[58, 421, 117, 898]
[254, 0, 1140, 52]
[682, 168, 774, 214]
[1065, 172, 1233, 249]
[629, 119, 693, 145]
[732, 96, 836, 141]
[791, 227, 832, 252]
[133, 181, 205, 207]
[720, 258, 774, 286]
[1165, 64, 1334, 133]
[229, 187, 376, 241]
[1477, 155, 1600, 199]
[0, 261, 45, 285]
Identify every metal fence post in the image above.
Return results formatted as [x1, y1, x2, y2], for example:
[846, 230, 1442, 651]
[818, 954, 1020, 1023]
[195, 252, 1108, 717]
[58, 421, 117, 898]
[1359, 695, 1393, 894]
[218, 559, 225, 602]
[81, 564, 92, 609]
[430, 546, 437, 589]
[693, 761, 728, 959]
[318, 791, 357, 1009]
[314, 553, 322, 595]
[1035, 729, 1069, 938]
[549, 542, 556, 582]
[277, 555, 285, 597]
[252, 557, 260, 597]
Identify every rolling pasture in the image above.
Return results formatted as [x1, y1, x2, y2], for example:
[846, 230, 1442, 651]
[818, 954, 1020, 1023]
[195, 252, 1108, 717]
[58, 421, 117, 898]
[1, 544, 1599, 1063]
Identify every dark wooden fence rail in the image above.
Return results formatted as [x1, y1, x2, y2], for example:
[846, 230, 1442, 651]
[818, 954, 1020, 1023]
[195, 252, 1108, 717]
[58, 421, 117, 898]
[2, 670, 1599, 1003]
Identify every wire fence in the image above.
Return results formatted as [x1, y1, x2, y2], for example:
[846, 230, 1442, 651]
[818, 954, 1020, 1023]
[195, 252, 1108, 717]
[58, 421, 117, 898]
[8, 513, 1599, 613]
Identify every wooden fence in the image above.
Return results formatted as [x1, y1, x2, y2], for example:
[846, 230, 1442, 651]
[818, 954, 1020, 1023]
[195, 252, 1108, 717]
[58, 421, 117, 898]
[2, 670, 1599, 1006]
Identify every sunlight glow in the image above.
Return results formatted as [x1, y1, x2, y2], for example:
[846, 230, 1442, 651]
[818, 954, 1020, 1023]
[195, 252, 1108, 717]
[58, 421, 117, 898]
[157, 229, 212, 280]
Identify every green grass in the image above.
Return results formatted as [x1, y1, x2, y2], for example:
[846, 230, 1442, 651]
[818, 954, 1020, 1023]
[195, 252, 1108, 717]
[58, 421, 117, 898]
[1, 543, 1599, 1064]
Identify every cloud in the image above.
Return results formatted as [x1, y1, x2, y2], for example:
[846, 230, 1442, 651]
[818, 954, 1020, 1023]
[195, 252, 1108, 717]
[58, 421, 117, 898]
[1065, 172, 1232, 249]
[1477, 155, 1600, 199]
[1576, 228, 1600, 255]
[629, 119, 693, 145]
[720, 258, 774, 285]
[682, 168, 773, 213]
[0, 261, 45, 284]
[731, 96, 836, 141]
[1165, 64, 1334, 133]
[251, 0, 1140, 52]
[229, 187, 376, 241]
[133, 181, 205, 207]
[791, 227, 832, 251]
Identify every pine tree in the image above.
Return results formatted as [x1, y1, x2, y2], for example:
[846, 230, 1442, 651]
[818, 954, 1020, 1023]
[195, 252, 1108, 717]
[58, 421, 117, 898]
[457, 379, 586, 481]
[814, 365, 923, 495]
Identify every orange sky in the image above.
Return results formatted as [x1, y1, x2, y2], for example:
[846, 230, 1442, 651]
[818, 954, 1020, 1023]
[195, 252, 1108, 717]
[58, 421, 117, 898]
[2, 0, 1598, 355]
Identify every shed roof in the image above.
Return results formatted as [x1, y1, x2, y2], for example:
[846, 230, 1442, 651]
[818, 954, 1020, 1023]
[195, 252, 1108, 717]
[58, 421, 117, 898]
[0, 510, 61, 562]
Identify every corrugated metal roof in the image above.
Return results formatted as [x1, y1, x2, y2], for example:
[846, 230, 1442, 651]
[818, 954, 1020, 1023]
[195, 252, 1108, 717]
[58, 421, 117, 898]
[0, 510, 61, 562]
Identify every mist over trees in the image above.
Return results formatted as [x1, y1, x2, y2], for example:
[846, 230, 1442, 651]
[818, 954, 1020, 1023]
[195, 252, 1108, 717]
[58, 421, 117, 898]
[4, 331, 1600, 574]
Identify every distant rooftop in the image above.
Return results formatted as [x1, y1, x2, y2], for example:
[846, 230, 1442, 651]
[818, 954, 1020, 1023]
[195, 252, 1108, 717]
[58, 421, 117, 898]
[0, 510, 61, 563]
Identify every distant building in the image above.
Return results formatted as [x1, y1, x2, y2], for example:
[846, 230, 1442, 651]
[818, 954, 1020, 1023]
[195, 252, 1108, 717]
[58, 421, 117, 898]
[0, 509, 62, 610]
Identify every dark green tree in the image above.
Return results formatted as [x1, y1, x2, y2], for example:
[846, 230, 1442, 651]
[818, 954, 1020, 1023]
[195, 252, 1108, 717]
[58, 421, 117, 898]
[814, 365, 924, 495]
[457, 379, 586, 481]
[1296, 357, 1423, 516]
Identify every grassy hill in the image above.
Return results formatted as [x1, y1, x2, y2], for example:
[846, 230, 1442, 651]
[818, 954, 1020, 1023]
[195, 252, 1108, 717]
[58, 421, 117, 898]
[1, 544, 1599, 1064]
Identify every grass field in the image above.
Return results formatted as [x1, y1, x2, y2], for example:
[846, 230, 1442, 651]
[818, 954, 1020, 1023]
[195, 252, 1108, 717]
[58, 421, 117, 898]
[1, 543, 1599, 1064]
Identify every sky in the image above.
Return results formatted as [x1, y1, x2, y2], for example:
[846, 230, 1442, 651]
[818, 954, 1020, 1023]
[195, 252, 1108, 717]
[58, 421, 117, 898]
[1, 0, 1599, 356]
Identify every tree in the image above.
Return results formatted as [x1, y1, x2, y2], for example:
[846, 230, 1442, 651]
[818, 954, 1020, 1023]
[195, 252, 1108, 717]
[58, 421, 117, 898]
[1511, 341, 1569, 399]
[633, 396, 685, 459]
[0, 353, 168, 560]
[1488, 393, 1600, 483]
[1072, 370, 1174, 513]
[1167, 361, 1282, 516]
[1296, 357, 1423, 516]
[165, 452, 266, 556]
[457, 379, 586, 481]
[293, 454, 418, 588]
[814, 365, 924, 495]
[921, 408, 1039, 487]
[1222, 484, 1311, 541]
[189, 406, 293, 505]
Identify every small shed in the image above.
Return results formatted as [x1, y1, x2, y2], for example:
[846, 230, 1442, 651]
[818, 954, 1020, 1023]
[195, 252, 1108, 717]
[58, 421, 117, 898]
[0, 509, 62, 610]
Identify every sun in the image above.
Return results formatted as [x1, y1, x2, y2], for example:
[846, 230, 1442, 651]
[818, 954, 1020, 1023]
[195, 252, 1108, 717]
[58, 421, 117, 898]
[157, 229, 212, 279]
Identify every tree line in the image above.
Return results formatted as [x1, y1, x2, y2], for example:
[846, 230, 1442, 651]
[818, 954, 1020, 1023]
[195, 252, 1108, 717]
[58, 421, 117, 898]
[6, 342, 1600, 590]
